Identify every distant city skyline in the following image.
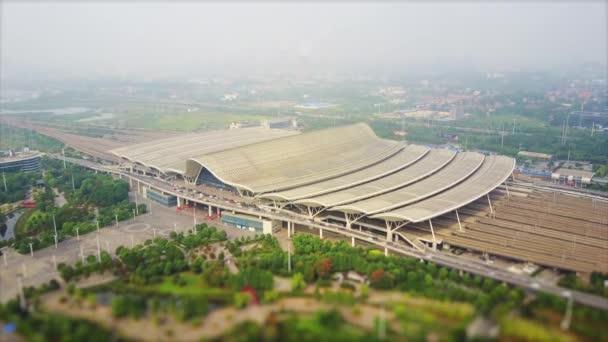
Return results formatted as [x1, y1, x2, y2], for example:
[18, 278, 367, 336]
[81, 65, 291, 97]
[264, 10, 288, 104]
[1, 1, 606, 80]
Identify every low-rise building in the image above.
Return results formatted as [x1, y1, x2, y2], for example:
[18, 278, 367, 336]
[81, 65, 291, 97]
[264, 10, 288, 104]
[551, 168, 594, 187]
[0, 150, 41, 173]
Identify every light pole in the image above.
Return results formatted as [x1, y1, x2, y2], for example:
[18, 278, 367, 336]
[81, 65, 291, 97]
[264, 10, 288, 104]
[76, 227, 80, 241]
[52, 213, 57, 236]
[62, 148, 67, 169]
[29, 243, 34, 257]
[193, 206, 197, 226]
[96, 235, 101, 262]
[2, 172, 7, 192]
[135, 193, 139, 215]
[287, 244, 291, 273]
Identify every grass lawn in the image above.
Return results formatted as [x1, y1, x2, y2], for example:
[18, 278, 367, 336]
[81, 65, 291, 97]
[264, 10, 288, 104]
[13, 209, 34, 238]
[153, 272, 230, 297]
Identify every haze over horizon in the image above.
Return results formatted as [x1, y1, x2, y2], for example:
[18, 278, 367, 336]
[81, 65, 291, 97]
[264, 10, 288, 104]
[1, 1, 606, 80]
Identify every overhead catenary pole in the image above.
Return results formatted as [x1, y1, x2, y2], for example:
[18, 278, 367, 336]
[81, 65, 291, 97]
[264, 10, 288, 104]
[455, 209, 463, 232]
[428, 220, 437, 250]
[487, 194, 494, 216]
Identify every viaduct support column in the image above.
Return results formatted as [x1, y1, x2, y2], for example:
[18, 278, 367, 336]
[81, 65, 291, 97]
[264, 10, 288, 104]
[208, 205, 212, 216]
[319, 228, 323, 239]
[351, 236, 355, 247]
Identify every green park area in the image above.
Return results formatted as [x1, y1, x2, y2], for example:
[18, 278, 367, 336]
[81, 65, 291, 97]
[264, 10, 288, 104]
[1, 225, 606, 341]
[0, 157, 146, 252]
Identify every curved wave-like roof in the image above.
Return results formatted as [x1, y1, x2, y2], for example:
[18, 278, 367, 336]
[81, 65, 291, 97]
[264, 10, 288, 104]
[333, 151, 485, 215]
[111, 128, 298, 174]
[293, 148, 457, 208]
[259, 144, 430, 201]
[186, 123, 403, 193]
[371, 155, 515, 223]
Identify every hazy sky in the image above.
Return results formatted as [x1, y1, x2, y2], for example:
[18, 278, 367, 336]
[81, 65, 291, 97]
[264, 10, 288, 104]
[1, 1, 606, 79]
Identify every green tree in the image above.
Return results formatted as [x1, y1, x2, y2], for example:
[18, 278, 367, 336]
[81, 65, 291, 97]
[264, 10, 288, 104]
[291, 272, 306, 292]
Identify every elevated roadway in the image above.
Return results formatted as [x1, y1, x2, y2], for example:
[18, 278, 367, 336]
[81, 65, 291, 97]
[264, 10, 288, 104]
[46, 154, 608, 311]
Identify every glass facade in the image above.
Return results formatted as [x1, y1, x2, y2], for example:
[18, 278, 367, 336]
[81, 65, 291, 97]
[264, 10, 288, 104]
[222, 213, 263, 233]
[197, 168, 235, 191]
[146, 189, 177, 207]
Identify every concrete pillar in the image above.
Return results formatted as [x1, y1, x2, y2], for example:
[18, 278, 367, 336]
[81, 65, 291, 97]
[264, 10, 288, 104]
[384, 247, 388, 256]
[208, 205, 212, 216]
[386, 229, 392, 242]
[287, 222, 291, 239]
[351, 236, 355, 247]
[319, 228, 323, 239]
[177, 197, 183, 208]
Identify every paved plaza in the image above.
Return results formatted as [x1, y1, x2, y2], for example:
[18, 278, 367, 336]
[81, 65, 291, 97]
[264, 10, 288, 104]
[0, 195, 254, 303]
